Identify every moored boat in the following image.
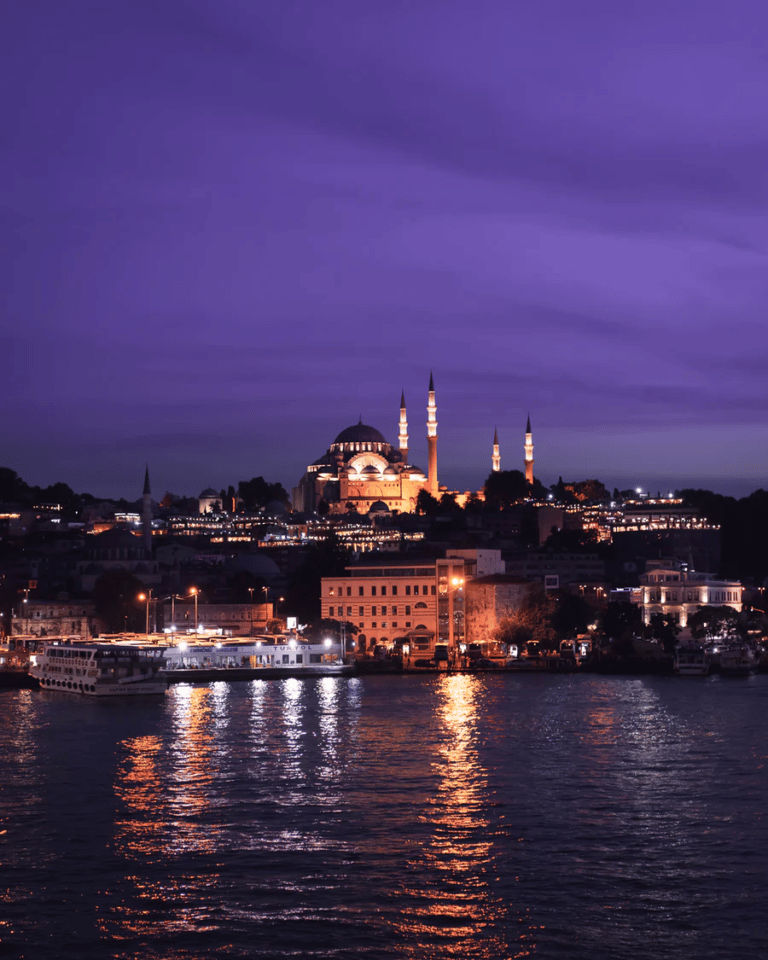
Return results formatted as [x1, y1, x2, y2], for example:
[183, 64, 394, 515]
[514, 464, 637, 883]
[30, 642, 167, 696]
[719, 646, 759, 678]
[674, 647, 714, 676]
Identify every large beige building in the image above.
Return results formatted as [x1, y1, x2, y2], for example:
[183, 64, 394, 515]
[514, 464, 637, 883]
[320, 549, 504, 657]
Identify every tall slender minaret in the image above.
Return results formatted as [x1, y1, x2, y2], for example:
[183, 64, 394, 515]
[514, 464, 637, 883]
[492, 427, 500, 472]
[427, 372, 438, 496]
[524, 415, 534, 486]
[142, 465, 152, 554]
[398, 391, 409, 463]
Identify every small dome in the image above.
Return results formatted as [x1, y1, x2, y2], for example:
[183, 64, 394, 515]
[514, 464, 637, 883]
[369, 500, 390, 513]
[199, 487, 219, 498]
[333, 423, 388, 446]
[383, 466, 398, 477]
[361, 465, 380, 476]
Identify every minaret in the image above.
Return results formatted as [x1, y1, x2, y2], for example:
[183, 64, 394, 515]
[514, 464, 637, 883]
[492, 427, 500, 472]
[398, 391, 409, 463]
[524, 415, 534, 486]
[142, 466, 152, 554]
[427, 372, 438, 496]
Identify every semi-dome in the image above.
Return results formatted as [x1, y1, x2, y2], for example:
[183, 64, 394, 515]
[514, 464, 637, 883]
[361, 465, 380, 476]
[333, 422, 388, 446]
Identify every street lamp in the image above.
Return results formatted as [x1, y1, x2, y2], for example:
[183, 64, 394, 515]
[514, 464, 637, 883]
[189, 587, 199, 631]
[138, 589, 153, 636]
[248, 587, 255, 635]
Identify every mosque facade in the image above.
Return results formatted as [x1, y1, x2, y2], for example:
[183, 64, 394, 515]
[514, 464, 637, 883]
[292, 376, 535, 516]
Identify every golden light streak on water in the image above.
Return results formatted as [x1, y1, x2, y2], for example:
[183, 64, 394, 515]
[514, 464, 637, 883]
[395, 675, 534, 958]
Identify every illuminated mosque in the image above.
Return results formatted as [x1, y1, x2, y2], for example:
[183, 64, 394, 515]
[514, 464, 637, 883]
[291, 375, 535, 515]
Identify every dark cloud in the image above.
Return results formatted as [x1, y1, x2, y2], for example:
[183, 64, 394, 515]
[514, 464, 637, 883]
[2, 0, 768, 496]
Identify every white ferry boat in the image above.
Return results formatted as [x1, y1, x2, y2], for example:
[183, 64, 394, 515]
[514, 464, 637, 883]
[30, 642, 168, 696]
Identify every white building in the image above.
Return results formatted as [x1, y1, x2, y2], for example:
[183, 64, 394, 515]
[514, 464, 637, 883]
[631, 559, 743, 633]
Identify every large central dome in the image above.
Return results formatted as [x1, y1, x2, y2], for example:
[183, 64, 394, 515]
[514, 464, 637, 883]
[333, 422, 388, 446]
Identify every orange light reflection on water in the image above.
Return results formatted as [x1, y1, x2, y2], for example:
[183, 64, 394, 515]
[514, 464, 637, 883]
[395, 674, 536, 959]
[113, 685, 222, 862]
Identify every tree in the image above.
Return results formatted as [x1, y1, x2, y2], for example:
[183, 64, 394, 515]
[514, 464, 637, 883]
[646, 613, 681, 654]
[439, 492, 461, 513]
[92, 570, 146, 633]
[492, 584, 556, 651]
[550, 592, 594, 638]
[415, 489, 439, 516]
[598, 602, 642, 642]
[484, 470, 530, 508]
[688, 606, 740, 643]
[564, 479, 609, 504]
[238, 477, 289, 512]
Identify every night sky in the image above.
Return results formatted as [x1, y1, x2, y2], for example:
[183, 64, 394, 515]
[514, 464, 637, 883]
[4, 1, 768, 501]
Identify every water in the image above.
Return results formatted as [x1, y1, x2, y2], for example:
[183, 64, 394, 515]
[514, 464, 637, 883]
[2, 674, 767, 959]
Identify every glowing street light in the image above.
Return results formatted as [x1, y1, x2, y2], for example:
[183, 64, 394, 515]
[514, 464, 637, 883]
[137, 589, 153, 636]
[189, 587, 199, 631]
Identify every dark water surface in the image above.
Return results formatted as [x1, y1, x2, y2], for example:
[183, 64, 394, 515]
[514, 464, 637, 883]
[1, 674, 767, 959]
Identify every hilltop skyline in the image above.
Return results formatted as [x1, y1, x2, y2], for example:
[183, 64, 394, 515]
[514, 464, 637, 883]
[4, 1, 768, 500]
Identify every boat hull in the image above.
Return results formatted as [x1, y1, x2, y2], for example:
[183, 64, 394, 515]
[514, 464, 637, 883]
[34, 675, 167, 696]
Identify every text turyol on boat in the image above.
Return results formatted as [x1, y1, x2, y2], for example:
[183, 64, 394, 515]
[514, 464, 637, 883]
[30, 641, 168, 696]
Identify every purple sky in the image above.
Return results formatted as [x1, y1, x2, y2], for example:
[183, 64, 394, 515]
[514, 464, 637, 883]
[4, 1, 768, 501]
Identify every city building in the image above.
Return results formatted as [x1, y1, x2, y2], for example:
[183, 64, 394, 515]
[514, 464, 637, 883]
[630, 559, 744, 633]
[465, 574, 534, 648]
[160, 600, 273, 636]
[76, 527, 162, 592]
[320, 549, 504, 657]
[11, 600, 104, 640]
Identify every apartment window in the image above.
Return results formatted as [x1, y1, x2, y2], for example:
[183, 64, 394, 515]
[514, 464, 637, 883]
[347, 607, 352, 617]
[372, 622, 377, 628]
[406, 622, 411, 628]
[413, 585, 419, 595]
[393, 622, 398, 627]
[372, 586, 377, 596]
[381, 622, 387, 628]
[406, 586, 411, 596]
[392, 606, 397, 615]
[431, 585, 436, 595]
[405, 605, 411, 615]
[381, 586, 387, 596]
[381, 606, 387, 615]
[372, 606, 377, 616]
[392, 586, 398, 596]
[359, 606, 364, 616]
[329, 606, 334, 616]
[346, 587, 352, 596]
[359, 586, 364, 596]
